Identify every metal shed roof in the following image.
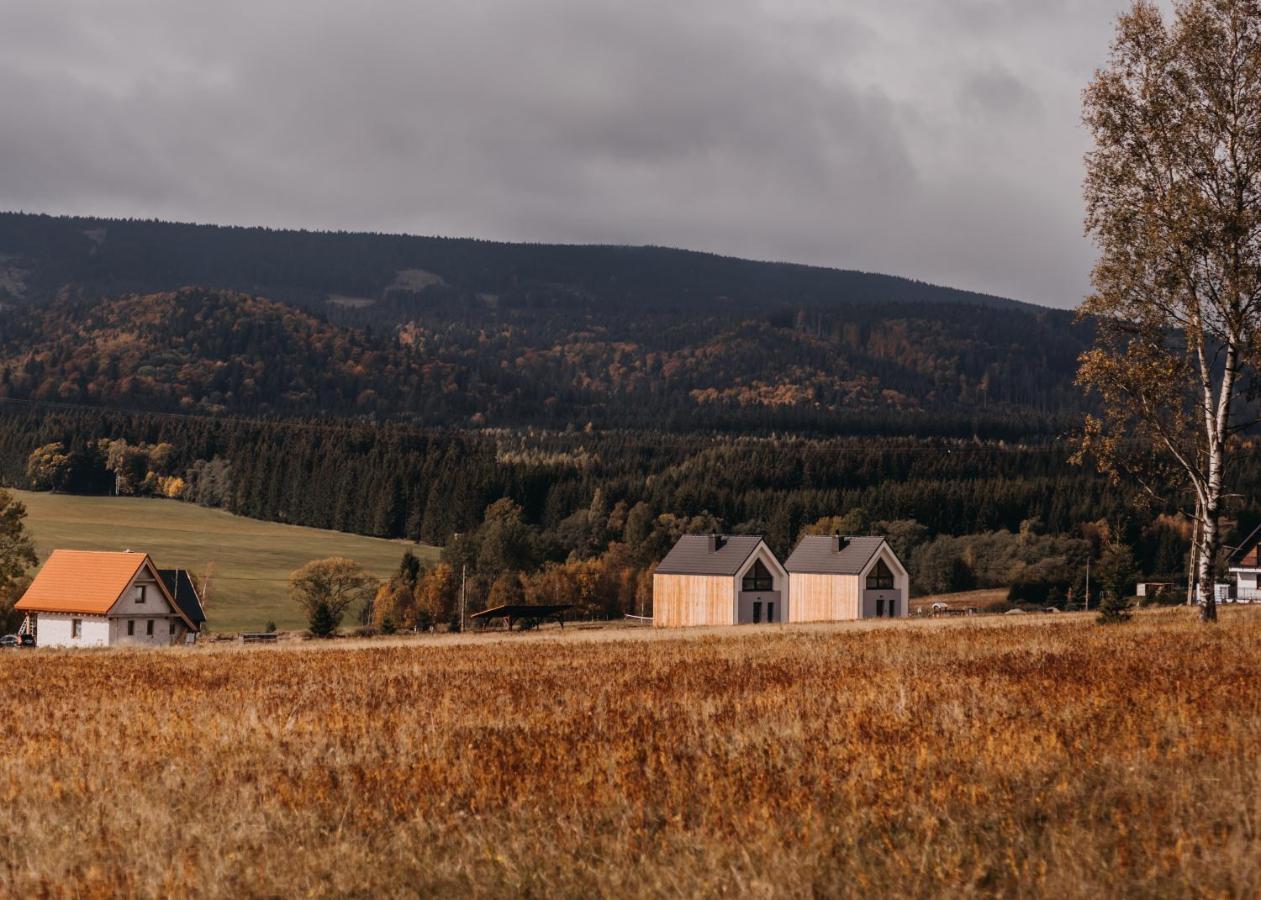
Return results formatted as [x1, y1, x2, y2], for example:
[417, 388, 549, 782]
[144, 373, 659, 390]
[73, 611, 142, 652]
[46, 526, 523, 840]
[783, 536, 887, 575]
[159, 569, 207, 631]
[654, 535, 765, 576]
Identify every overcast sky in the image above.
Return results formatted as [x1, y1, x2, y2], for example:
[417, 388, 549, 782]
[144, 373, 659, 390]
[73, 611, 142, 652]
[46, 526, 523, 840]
[0, 0, 1160, 308]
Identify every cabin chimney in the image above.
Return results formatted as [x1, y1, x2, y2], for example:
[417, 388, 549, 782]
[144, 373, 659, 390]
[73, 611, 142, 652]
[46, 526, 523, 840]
[833, 531, 847, 552]
[708, 533, 726, 552]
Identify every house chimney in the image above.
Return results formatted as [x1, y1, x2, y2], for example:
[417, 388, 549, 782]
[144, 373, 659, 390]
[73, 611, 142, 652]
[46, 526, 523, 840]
[834, 531, 847, 552]
[708, 533, 726, 552]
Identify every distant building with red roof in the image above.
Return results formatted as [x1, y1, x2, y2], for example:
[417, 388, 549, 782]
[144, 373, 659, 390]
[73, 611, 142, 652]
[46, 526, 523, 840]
[15, 550, 202, 647]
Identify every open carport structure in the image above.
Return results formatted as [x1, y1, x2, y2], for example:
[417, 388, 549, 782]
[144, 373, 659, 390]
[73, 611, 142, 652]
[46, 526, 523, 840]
[471, 603, 573, 631]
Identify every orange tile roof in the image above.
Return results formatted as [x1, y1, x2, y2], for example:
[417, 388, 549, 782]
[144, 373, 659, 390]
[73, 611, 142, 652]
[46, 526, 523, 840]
[16, 550, 152, 616]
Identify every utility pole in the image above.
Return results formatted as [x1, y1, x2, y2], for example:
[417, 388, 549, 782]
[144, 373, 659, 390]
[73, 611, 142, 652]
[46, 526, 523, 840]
[1085, 556, 1091, 613]
[460, 563, 467, 634]
[1187, 509, 1201, 607]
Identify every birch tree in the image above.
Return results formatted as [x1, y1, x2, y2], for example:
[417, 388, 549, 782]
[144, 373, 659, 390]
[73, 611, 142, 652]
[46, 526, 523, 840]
[1079, 0, 1261, 622]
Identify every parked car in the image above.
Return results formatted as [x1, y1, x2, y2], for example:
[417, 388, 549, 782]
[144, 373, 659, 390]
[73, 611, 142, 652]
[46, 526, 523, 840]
[0, 635, 35, 648]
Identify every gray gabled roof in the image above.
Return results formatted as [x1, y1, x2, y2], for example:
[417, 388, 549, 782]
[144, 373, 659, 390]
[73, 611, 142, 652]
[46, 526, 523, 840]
[655, 535, 765, 576]
[784, 536, 888, 575]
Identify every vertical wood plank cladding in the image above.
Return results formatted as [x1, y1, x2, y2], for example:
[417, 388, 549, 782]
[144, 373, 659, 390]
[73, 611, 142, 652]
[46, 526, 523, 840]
[653, 574, 735, 628]
[788, 574, 860, 623]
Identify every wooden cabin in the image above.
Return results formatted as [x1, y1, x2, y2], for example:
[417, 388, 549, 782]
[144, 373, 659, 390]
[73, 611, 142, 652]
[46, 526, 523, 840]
[783, 535, 909, 622]
[653, 535, 788, 628]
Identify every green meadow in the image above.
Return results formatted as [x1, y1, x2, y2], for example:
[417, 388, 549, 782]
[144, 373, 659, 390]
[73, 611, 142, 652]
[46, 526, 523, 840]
[13, 491, 437, 632]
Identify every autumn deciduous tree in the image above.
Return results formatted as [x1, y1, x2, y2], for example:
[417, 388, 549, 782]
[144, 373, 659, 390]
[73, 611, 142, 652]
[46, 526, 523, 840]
[25, 443, 74, 492]
[416, 563, 460, 627]
[1078, 0, 1261, 621]
[487, 573, 526, 608]
[370, 580, 416, 632]
[0, 489, 38, 633]
[289, 558, 378, 637]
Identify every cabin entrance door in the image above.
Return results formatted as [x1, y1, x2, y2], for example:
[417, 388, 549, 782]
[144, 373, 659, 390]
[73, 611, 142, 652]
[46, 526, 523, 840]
[738, 591, 782, 623]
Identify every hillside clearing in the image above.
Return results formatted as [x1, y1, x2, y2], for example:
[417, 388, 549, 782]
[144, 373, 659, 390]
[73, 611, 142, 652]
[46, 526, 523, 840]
[0, 607, 1257, 897]
[13, 490, 434, 632]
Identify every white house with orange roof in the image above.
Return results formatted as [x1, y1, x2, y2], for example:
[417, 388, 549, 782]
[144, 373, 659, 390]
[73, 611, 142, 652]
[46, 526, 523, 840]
[15, 550, 202, 648]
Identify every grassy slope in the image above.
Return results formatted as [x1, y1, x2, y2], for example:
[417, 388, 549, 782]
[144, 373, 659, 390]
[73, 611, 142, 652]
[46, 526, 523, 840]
[14, 490, 437, 632]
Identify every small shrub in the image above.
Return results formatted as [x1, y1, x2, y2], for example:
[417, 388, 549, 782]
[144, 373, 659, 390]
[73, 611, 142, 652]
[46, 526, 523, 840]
[1097, 591, 1132, 624]
[264, 621, 277, 634]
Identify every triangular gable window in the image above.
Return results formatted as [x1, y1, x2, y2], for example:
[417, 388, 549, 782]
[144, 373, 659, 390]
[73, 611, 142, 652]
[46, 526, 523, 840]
[742, 559, 774, 592]
[866, 559, 895, 591]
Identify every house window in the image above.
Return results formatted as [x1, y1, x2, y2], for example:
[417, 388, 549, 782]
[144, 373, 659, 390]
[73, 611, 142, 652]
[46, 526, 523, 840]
[876, 597, 885, 617]
[127, 620, 135, 636]
[887, 599, 897, 618]
[742, 560, 774, 592]
[767, 602, 775, 622]
[753, 601, 762, 624]
[71, 619, 82, 639]
[146, 620, 154, 636]
[136, 585, 146, 604]
[169, 620, 176, 635]
[867, 559, 895, 591]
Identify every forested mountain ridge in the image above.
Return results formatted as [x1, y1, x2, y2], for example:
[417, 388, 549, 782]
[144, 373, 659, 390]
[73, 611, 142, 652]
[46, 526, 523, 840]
[0, 286, 1086, 434]
[0, 212, 1091, 435]
[0, 211, 1043, 316]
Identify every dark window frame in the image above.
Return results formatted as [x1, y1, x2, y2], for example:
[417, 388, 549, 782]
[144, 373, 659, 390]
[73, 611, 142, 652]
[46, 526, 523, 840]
[146, 620, 155, 636]
[866, 559, 896, 591]
[742, 559, 774, 593]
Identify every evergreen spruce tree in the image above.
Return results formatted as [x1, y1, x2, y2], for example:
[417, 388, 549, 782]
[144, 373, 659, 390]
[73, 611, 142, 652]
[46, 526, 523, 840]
[1096, 543, 1137, 625]
[309, 600, 337, 638]
[1097, 590, 1131, 624]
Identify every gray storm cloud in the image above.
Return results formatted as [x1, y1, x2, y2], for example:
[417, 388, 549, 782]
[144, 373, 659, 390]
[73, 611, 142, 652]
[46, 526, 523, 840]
[0, 0, 1154, 307]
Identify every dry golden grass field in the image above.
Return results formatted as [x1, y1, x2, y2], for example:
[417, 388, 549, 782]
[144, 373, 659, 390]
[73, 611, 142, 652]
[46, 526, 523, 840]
[1, 609, 1260, 898]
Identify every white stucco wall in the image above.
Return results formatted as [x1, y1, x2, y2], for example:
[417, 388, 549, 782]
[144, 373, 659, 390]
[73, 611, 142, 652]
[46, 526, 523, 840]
[109, 616, 183, 647]
[111, 571, 183, 645]
[112, 574, 166, 615]
[34, 565, 187, 647]
[36, 613, 110, 648]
